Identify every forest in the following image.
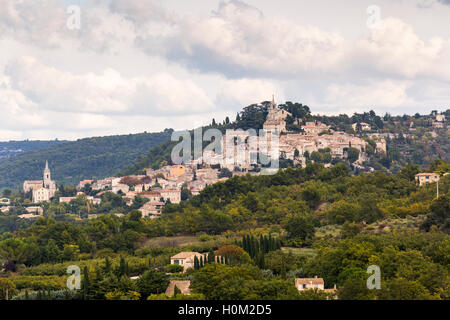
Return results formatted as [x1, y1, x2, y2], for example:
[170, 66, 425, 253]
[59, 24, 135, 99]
[0, 160, 448, 300]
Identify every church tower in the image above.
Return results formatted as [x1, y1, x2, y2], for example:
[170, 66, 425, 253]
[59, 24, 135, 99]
[43, 160, 51, 188]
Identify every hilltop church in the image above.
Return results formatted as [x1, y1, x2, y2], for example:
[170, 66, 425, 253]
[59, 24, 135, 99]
[23, 161, 57, 203]
[263, 95, 292, 133]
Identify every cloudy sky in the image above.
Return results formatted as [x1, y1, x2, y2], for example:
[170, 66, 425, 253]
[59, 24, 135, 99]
[1, 0, 449, 140]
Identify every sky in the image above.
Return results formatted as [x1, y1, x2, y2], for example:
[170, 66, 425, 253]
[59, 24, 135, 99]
[0, 0, 449, 140]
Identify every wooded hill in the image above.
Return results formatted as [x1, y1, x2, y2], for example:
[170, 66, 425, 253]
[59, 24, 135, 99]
[0, 140, 65, 162]
[0, 130, 173, 190]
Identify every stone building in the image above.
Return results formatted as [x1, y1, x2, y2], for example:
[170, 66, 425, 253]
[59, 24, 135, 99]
[263, 96, 291, 133]
[23, 161, 57, 203]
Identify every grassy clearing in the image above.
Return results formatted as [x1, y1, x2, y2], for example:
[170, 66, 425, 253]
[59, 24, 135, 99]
[281, 247, 317, 258]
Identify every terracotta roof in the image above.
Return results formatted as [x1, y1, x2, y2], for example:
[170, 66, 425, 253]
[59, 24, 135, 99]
[295, 277, 324, 285]
[144, 201, 165, 206]
[415, 173, 439, 177]
[171, 252, 200, 259]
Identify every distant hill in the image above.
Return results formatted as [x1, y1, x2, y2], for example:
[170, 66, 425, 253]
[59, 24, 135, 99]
[0, 140, 66, 162]
[0, 130, 173, 190]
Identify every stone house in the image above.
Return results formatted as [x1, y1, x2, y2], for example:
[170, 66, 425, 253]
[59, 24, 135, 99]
[415, 173, 440, 186]
[170, 252, 205, 272]
[295, 276, 325, 291]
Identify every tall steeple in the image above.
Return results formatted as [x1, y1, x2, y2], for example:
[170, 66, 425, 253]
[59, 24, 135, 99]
[43, 160, 51, 186]
[271, 94, 276, 109]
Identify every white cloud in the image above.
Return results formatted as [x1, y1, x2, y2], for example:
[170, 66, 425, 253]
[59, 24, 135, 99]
[352, 17, 450, 80]
[0, 0, 449, 140]
[4, 56, 214, 116]
[324, 80, 415, 109]
[216, 78, 283, 109]
[150, 0, 346, 77]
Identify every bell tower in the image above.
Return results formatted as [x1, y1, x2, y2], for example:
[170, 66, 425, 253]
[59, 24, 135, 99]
[43, 160, 51, 188]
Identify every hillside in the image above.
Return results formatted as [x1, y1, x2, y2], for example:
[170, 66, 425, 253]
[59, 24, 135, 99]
[0, 140, 65, 162]
[0, 130, 173, 190]
[1, 161, 448, 301]
[120, 102, 449, 176]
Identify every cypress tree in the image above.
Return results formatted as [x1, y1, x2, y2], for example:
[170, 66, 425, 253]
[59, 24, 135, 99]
[277, 239, 282, 250]
[194, 256, 199, 270]
[118, 256, 126, 277]
[280, 255, 286, 280]
[208, 249, 215, 263]
[264, 236, 269, 253]
[104, 257, 111, 274]
[174, 285, 182, 297]
[82, 266, 90, 300]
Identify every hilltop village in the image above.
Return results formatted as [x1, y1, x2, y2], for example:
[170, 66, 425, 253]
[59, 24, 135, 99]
[4, 99, 447, 220]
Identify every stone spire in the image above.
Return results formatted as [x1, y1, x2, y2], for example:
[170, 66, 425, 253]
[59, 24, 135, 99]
[271, 94, 276, 109]
[44, 160, 51, 183]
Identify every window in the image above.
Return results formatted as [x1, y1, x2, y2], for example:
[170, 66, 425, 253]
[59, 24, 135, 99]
[174, 259, 179, 265]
